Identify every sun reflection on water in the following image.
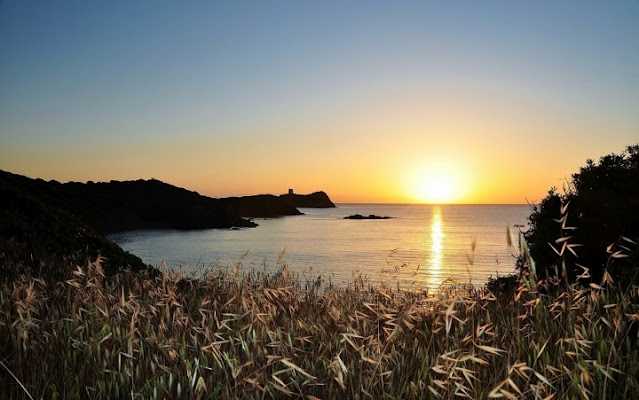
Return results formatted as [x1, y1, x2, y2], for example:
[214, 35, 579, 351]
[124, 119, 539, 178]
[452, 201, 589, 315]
[427, 206, 444, 289]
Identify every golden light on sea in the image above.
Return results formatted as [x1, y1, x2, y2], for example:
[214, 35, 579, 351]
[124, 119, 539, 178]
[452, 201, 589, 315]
[426, 206, 444, 289]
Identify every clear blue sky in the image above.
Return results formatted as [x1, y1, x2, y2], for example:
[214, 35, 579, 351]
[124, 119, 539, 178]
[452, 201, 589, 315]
[1, 1, 638, 203]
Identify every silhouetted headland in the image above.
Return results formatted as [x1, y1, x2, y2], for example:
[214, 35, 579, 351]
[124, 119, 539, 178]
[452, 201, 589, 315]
[0, 170, 335, 276]
[0, 170, 147, 276]
[230, 194, 303, 218]
[280, 189, 336, 208]
[233, 190, 335, 217]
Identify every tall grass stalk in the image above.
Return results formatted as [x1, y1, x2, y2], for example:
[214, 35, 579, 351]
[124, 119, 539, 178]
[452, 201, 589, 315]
[1, 248, 638, 399]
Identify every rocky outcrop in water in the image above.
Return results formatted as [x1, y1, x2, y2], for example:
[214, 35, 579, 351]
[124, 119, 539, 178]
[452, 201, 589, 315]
[344, 214, 394, 220]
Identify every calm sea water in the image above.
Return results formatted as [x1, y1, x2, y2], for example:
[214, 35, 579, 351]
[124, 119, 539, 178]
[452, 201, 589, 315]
[109, 204, 531, 291]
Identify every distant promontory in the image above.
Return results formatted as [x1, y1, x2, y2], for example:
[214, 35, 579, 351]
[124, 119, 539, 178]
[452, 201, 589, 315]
[0, 169, 335, 276]
[0, 170, 336, 233]
[280, 189, 336, 208]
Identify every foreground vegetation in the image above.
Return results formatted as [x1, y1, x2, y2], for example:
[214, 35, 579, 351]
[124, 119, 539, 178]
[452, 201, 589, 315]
[524, 144, 639, 282]
[2, 145, 638, 398]
[1, 237, 638, 400]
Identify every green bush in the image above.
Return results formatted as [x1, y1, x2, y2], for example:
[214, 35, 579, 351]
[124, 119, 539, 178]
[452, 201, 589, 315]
[524, 144, 639, 282]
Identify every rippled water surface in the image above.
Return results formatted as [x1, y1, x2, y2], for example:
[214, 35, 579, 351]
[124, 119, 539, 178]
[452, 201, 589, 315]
[110, 204, 531, 291]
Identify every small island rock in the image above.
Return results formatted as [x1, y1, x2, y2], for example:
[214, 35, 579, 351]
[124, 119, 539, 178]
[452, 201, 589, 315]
[344, 214, 394, 220]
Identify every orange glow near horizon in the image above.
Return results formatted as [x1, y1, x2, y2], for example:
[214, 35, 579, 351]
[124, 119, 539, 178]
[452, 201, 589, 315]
[0, 130, 616, 206]
[0, 139, 567, 206]
[1, 78, 610, 206]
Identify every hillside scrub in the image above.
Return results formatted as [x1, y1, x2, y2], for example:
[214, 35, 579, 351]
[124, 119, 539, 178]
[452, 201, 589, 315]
[0, 172, 147, 279]
[524, 144, 639, 283]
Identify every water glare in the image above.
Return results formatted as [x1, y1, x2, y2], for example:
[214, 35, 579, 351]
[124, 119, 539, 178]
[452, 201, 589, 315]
[427, 206, 444, 289]
[111, 204, 530, 292]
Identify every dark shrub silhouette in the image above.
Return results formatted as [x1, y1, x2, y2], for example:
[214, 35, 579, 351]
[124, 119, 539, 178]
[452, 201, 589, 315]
[523, 144, 639, 282]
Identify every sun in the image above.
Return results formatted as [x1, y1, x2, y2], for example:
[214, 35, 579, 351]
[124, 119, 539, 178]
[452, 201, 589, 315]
[418, 175, 454, 203]
[402, 161, 467, 204]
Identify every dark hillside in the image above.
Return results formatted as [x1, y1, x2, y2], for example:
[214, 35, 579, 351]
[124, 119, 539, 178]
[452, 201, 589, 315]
[0, 170, 337, 278]
[0, 171, 147, 278]
[55, 178, 257, 233]
[231, 194, 303, 217]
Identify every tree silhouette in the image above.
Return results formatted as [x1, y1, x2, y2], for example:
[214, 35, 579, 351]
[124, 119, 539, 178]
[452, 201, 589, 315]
[523, 144, 639, 283]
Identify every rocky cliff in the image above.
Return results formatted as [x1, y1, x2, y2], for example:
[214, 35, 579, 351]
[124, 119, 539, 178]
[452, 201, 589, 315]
[279, 191, 336, 208]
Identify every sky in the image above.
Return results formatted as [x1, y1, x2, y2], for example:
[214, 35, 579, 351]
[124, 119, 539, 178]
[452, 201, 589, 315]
[1, 1, 637, 204]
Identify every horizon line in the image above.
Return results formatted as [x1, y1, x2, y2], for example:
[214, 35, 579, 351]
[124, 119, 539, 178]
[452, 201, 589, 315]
[330, 202, 531, 206]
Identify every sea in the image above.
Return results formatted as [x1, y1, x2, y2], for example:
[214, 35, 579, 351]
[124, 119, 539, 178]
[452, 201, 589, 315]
[109, 204, 531, 292]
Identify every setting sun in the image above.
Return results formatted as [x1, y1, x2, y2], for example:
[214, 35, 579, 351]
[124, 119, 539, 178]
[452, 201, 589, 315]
[418, 175, 454, 204]
[403, 162, 466, 204]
